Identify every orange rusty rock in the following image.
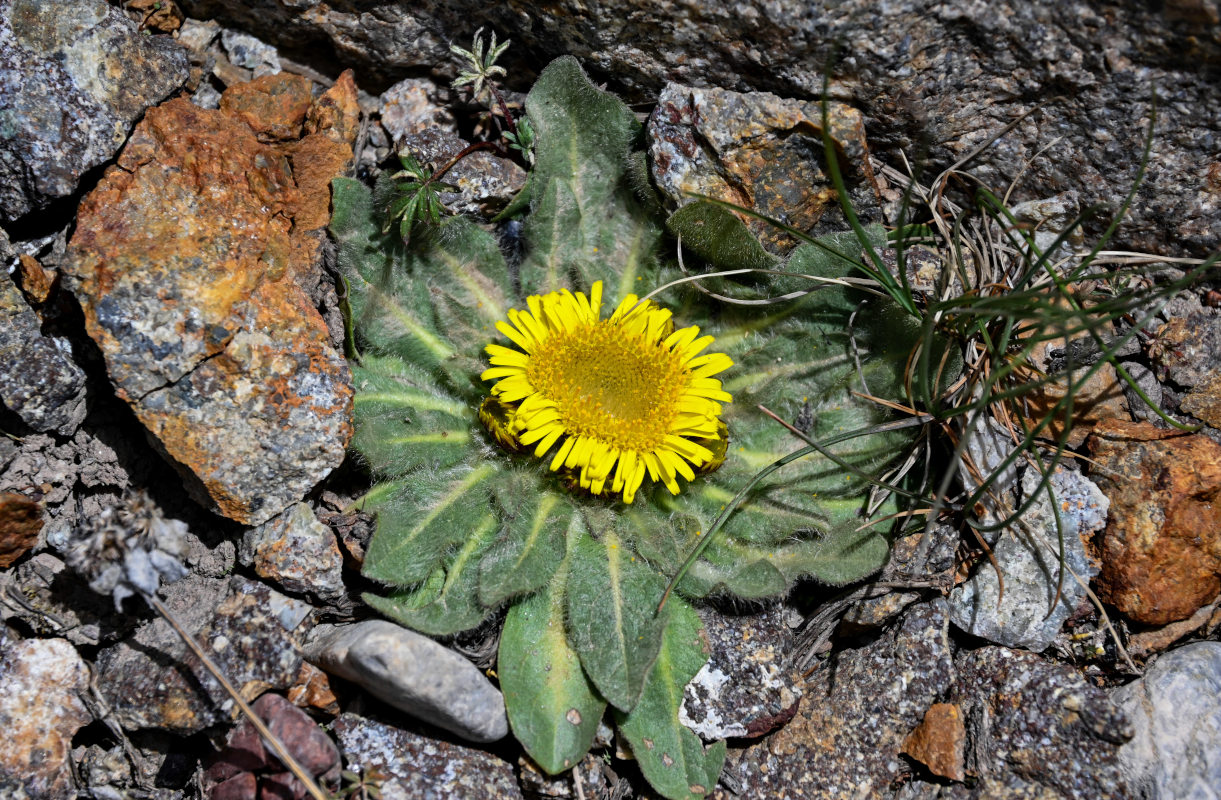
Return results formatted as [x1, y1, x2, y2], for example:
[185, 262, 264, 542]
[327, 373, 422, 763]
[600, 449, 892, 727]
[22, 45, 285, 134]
[290, 71, 361, 232]
[286, 662, 340, 716]
[902, 702, 966, 781]
[305, 70, 362, 146]
[0, 492, 42, 568]
[0, 634, 92, 798]
[1181, 372, 1221, 428]
[16, 254, 55, 304]
[1087, 419, 1221, 625]
[66, 75, 358, 525]
[126, 0, 185, 33]
[219, 72, 315, 141]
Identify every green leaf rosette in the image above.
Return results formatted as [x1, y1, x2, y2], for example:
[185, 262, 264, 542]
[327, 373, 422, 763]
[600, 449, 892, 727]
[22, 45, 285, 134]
[331, 56, 921, 799]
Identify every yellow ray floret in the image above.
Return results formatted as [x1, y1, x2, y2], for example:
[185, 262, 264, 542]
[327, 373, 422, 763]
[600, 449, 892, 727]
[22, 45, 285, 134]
[479, 281, 732, 503]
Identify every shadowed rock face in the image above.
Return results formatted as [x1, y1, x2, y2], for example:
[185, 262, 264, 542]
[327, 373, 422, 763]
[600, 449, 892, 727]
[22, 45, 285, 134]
[179, 0, 1221, 258]
[65, 74, 358, 525]
[0, 0, 189, 220]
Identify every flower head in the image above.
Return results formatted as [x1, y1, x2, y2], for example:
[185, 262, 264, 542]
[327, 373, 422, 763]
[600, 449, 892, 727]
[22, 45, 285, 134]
[480, 281, 732, 503]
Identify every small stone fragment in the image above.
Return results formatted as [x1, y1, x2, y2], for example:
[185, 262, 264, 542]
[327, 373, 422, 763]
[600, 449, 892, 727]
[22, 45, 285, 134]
[304, 620, 508, 743]
[208, 772, 257, 800]
[333, 713, 523, 800]
[203, 693, 340, 799]
[1151, 311, 1221, 388]
[680, 604, 802, 740]
[0, 492, 41, 568]
[1122, 361, 1165, 422]
[220, 28, 281, 76]
[1017, 335, 1130, 448]
[1010, 191, 1084, 261]
[0, 631, 92, 798]
[0, 0, 188, 220]
[1113, 642, 1221, 800]
[1087, 419, 1221, 625]
[96, 577, 312, 734]
[901, 703, 965, 782]
[17, 253, 55, 304]
[648, 83, 879, 253]
[949, 465, 1105, 651]
[124, 0, 184, 33]
[65, 73, 357, 525]
[240, 502, 345, 603]
[954, 647, 1132, 797]
[0, 274, 88, 436]
[219, 72, 313, 141]
[379, 77, 456, 143]
[1180, 371, 1221, 428]
[285, 662, 340, 716]
[1127, 601, 1220, 660]
[75, 743, 133, 797]
[304, 70, 362, 148]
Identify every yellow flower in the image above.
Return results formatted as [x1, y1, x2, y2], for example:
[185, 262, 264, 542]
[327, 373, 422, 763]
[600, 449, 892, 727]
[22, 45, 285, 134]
[480, 281, 733, 503]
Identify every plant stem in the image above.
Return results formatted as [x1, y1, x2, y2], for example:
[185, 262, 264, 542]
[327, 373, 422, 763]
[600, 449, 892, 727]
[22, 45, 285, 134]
[427, 140, 501, 184]
[487, 83, 518, 137]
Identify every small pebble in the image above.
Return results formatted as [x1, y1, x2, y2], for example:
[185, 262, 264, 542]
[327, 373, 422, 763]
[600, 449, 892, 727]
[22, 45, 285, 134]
[304, 620, 508, 742]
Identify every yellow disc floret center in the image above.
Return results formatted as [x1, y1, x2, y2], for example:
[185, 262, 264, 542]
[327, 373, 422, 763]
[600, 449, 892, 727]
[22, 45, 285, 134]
[480, 281, 733, 503]
[527, 318, 686, 453]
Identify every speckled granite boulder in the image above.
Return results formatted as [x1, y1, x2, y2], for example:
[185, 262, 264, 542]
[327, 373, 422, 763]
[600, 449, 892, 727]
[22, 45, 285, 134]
[333, 713, 523, 800]
[953, 646, 1134, 798]
[711, 600, 955, 799]
[1114, 642, 1221, 800]
[0, 0, 188, 220]
[0, 631, 92, 798]
[95, 576, 313, 735]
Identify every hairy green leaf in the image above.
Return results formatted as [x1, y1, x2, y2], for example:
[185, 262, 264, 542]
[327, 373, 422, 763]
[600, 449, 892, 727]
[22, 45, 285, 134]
[567, 526, 667, 712]
[499, 536, 606, 773]
[351, 356, 473, 477]
[666, 200, 779, 271]
[363, 510, 500, 635]
[360, 462, 499, 587]
[616, 596, 726, 799]
[479, 481, 573, 607]
[515, 56, 664, 296]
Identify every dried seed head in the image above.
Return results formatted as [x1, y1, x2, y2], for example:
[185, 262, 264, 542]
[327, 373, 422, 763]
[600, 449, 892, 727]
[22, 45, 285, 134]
[62, 491, 190, 609]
